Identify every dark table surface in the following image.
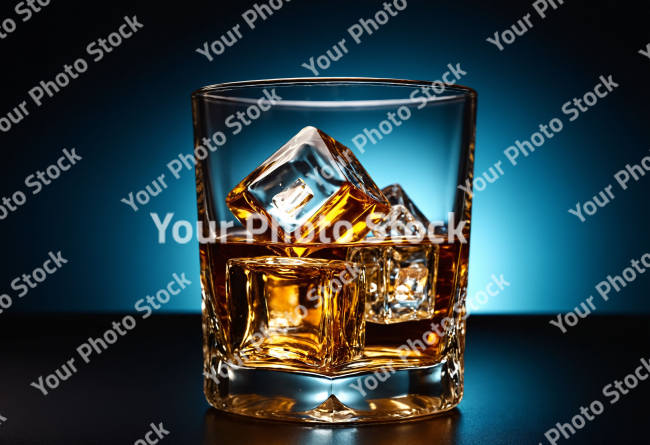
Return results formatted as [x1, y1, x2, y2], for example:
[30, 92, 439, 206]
[0, 315, 648, 445]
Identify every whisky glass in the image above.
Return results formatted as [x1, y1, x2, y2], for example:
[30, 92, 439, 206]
[191, 78, 476, 423]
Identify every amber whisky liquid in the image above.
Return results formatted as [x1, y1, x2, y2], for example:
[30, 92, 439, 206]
[200, 234, 468, 421]
[201, 236, 468, 375]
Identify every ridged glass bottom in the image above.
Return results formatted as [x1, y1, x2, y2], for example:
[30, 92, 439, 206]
[204, 347, 463, 423]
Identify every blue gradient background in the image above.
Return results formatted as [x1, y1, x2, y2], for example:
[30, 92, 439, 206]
[0, 0, 648, 314]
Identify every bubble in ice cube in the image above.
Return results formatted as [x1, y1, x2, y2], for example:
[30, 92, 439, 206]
[272, 178, 314, 218]
[394, 266, 428, 301]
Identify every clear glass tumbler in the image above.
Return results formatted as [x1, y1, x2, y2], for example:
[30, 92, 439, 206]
[191, 78, 476, 423]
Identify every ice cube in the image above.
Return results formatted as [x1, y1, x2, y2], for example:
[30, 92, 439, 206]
[348, 243, 438, 324]
[346, 243, 440, 324]
[226, 257, 366, 369]
[226, 127, 390, 245]
[348, 185, 438, 323]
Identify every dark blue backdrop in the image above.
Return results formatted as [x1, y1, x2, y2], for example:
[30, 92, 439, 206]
[1, 0, 648, 314]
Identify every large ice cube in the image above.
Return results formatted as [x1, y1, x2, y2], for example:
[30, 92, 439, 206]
[226, 257, 366, 369]
[226, 127, 390, 245]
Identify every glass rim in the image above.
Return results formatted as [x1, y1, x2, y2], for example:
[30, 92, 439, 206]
[191, 77, 477, 108]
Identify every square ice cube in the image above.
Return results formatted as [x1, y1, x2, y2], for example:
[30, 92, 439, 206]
[226, 127, 390, 245]
[349, 184, 438, 323]
[226, 257, 366, 369]
[348, 243, 438, 324]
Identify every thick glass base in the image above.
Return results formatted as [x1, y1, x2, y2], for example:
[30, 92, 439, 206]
[204, 346, 463, 423]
